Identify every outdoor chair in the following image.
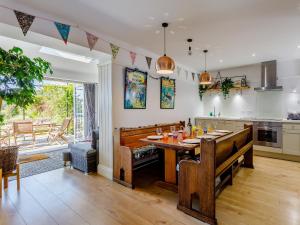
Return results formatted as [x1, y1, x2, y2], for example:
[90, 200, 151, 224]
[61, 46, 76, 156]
[48, 118, 71, 144]
[0, 126, 11, 147]
[0, 146, 20, 198]
[13, 121, 35, 145]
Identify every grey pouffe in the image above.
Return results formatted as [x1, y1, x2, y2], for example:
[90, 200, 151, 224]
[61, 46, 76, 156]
[68, 142, 97, 173]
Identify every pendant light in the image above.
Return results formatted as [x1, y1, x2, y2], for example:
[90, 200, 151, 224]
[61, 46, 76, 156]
[156, 23, 175, 74]
[187, 38, 192, 56]
[199, 49, 212, 85]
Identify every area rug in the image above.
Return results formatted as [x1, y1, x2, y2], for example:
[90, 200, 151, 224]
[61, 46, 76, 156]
[10, 149, 68, 180]
[18, 154, 49, 164]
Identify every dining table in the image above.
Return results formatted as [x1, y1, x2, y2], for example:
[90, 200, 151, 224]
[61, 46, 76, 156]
[140, 131, 233, 191]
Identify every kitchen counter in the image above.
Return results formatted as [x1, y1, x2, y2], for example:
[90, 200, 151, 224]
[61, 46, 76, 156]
[196, 116, 300, 123]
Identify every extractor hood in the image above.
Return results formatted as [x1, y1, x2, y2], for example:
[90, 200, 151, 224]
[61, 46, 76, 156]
[254, 60, 283, 91]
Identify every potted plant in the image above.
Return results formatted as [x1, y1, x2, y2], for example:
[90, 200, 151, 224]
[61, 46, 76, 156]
[198, 84, 209, 101]
[0, 46, 52, 146]
[221, 77, 234, 99]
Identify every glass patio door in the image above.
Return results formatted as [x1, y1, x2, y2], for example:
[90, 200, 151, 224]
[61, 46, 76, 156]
[73, 84, 85, 141]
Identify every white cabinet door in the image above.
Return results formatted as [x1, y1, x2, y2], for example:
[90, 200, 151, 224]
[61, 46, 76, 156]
[283, 130, 300, 156]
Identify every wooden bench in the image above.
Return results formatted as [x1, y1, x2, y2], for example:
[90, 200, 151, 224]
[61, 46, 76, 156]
[113, 121, 185, 188]
[177, 124, 254, 225]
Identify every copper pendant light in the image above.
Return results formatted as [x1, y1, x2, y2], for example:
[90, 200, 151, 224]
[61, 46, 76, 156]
[156, 23, 175, 74]
[199, 49, 212, 85]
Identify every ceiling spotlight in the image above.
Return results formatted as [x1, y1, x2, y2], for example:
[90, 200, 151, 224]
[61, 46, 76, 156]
[252, 53, 256, 57]
[187, 38, 192, 56]
[297, 45, 300, 49]
[219, 59, 223, 63]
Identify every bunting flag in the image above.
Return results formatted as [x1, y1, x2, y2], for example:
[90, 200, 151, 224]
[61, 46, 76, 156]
[185, 70, 189, 80]
[176, 66, 181, 77]
[192, 72, 195, 81]
[110, 43, 120, 60]
[197, 74, 201, 81]
[54, 22, 71, 44]
[145, 56, 152, 69]
[14, 10, 35, 36]
[130, 51, 137, 65]
[86, 32, 98, 51]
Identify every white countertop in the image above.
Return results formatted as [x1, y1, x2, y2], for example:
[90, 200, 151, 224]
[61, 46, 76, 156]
[195, 116, 300, 124]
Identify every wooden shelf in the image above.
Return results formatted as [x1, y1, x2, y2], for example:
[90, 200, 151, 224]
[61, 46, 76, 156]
[206, 86, 251, 93]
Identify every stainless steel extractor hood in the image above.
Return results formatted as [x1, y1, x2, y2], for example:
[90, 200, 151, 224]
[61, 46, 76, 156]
[254, 60, 283, 91]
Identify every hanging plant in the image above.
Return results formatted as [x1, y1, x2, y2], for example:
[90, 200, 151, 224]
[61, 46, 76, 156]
[0, 47, 53, 124]
[221, 77, 234, 99]
[198, 84, 209, 101]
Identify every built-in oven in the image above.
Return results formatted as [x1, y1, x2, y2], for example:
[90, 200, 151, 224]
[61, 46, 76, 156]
[253, 121, 282, 148]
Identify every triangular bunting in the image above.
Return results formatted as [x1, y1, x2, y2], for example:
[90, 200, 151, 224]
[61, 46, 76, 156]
[14, 10, 35, 36]
[86, 32, 98, 51]
[176, 66, 181, 77]
[145, 56, 152, 69]
[197, 74, 201, 81]
[185, 70, 189, 80]
[192, 72, 195, 81]
[54, 22, 71, 44]
[110, 43, 120, 60]
[130, 51, 137, 65]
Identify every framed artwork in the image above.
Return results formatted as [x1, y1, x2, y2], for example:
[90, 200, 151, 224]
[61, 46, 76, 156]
[160, 77, 176, 109]
[124, 67, 147, 109]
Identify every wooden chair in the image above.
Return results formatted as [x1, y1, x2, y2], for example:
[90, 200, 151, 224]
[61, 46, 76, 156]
[0, 146, 20, 198]
[13, 121, 35, 145]
[48, 118, 71, 144]
[0, 126, 11, 147]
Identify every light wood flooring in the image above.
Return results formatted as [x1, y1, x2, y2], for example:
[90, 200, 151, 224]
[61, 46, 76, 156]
[1, 156, 300, 225]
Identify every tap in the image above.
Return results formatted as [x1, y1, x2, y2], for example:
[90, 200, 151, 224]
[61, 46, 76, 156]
[213, 106, 216, 117]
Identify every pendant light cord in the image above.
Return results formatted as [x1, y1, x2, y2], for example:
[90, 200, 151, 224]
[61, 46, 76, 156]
[164, 26, 166, 56]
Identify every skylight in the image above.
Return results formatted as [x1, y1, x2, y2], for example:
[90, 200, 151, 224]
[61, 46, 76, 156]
[40, 47, 98, 64]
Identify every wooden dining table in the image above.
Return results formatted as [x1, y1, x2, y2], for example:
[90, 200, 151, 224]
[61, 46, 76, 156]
[140, 132, 233, 191]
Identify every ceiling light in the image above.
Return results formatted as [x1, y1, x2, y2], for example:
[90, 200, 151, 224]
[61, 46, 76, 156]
[199, 50, 212, 85]
[252, 53, 256, 57]
[156, 23, 175, 75]
[40, 47, 97, 63]
[219, 59, 223, 63]
[297, 45, 300, 49]
[164, 12, 169, 17]
[170, 30, 175, 35]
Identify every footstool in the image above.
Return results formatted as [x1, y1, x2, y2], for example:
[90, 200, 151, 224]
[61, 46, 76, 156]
[68, 142, 97, 173]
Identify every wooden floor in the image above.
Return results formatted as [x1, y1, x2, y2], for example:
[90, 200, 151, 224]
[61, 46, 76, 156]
[1, 156, 300, 225]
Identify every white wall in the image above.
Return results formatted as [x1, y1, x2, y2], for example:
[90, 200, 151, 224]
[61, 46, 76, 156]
[200, 59, 300, 119]
[111, 47, 201, 128]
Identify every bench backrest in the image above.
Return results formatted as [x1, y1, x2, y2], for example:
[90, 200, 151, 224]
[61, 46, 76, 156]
[215, 126, 251, 167]
[119, 121, 185, 149]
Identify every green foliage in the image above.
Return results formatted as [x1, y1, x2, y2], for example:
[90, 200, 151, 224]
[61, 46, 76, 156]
[0, 47, 53, 112]
[2, 84, 74, 134]
[221, 77, 234, 99]
[198, 84, 209, 101]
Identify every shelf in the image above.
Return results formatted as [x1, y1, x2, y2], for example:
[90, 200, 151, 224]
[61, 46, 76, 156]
[206, 86, 251, 93]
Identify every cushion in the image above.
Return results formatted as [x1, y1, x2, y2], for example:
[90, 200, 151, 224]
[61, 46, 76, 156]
[68, 142, 96, 156]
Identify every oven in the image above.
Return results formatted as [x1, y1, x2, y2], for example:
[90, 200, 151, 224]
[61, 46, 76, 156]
[253, 121, 282, 148]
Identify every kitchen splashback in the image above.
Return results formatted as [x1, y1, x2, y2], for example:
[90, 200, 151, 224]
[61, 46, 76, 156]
[199, 59, 300, 119]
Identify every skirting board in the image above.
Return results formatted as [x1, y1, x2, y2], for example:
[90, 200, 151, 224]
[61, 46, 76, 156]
[97, 164, 113, 180]
[254, 150, 300, 163]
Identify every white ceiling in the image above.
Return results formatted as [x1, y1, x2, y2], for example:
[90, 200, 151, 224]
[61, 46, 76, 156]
[1, 0, 300, 71]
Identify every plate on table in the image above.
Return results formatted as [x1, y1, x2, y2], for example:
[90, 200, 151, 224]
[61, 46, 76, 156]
[168, 133, 173, 136]
[182, 139, 200, 144]
[147, 135, 163, 140]
[215, 130, 231, 133]
[207, 132, 223, 136]
[196, 135, 215, 139]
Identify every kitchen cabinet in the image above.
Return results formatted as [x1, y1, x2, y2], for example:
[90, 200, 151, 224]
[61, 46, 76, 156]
[283, 124, 300, 156]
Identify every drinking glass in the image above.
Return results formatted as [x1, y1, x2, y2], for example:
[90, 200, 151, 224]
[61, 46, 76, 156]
[170, 126, 176, 134]
[156, 128, 162, 135]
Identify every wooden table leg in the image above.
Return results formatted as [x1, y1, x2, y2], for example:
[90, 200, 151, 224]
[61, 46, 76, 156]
[164, 148, 177, 184]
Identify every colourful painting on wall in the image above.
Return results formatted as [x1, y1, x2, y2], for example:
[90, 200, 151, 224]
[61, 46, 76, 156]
[124, 68, 147, 109]
[160, 77, 175, 109]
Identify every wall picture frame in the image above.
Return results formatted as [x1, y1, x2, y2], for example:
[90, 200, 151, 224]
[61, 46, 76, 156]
[124, 67, 148, 109]
[160, 77, 176, 109]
